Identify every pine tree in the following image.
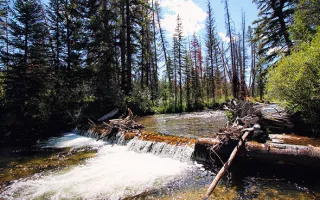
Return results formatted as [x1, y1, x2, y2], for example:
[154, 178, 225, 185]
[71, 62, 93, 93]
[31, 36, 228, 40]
[3, 0, 50, 126]
[172, 36, 178, 111]
[47, 0, 64, 71]
[184, 49, 192, 111]
[0, 0, 9, 69]
[253, 0, 296, 61]
[191, 34, 201, 108]
[205, 1, 220, 104]
[173, 14, 184, 111]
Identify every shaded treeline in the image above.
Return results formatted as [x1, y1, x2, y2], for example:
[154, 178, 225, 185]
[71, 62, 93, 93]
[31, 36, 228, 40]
[0, 0, 161, 139]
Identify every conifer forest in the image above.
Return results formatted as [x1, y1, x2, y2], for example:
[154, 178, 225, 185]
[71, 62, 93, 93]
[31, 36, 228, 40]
[0, 0, 319, 141]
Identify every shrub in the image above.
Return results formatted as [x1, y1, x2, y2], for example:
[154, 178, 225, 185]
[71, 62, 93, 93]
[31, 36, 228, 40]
[266, 30, 320, 134]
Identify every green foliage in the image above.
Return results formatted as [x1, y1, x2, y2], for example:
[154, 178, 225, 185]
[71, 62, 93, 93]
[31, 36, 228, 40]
[2, 0, 51, 125]
[253, 0, 296, 61]
[225, 110, 234, 124]
[266, 30, 320, 130]
[290, 0, 320, 44]
[125, 86, 153, 115]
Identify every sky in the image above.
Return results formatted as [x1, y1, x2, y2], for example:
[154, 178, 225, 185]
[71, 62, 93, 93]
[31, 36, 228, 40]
[159, 0, 259, 42]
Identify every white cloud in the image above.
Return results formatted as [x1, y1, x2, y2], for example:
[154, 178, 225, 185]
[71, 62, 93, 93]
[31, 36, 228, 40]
[218, 32, 230, 43]
[159, 0, 207, 37]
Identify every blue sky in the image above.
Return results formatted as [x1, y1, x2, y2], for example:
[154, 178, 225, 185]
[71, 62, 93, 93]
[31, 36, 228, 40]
[159, 0, 259, 41]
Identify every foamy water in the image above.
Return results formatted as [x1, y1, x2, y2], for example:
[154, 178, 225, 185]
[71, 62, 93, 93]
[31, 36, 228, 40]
[42, 133, 106, 149]
[2, 134, 193, 200]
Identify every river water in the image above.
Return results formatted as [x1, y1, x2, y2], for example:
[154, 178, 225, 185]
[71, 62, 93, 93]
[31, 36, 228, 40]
[1, 111, 320, 199]
[136, 110, 228, 138]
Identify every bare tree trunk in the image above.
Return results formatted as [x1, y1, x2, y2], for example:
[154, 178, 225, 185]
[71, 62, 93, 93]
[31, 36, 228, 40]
[220, 43, 228, 100]
[126, 0, 132, 94]
[152, 0, 158, 98]
[178, 41, 182, 112]
[141, 25, 144, 89]
[120, 0, 126, 92]
[66, 7, 71, 76]
[146, 27, 151, 88]
[241, 12, 246, 99]
[224, 0, 237, 99]
[174, 44, 177, 112]
[259, 65, 263, 101]
[155, 1, 170, 86]
[251, 43, 256, 97]
[5, 0, 9, 70]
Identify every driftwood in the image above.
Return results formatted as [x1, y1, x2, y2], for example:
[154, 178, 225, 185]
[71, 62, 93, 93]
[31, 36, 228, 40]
[97, 109, 119, 122]
[199, 101, 311, 198]
[225, 100, 294, 132]
[202, 131, 251, 200]
[89, 108, 143, 141]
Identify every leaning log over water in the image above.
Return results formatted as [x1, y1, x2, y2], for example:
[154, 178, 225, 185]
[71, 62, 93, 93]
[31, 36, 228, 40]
[202, 131, 251, 200]
[194, 138, 320, 166]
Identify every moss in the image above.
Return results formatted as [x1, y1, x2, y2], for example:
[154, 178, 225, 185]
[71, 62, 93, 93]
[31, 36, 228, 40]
[138, 130, 196, 146]
[124, 132, 138, 140]
[157, 186, 238, 200]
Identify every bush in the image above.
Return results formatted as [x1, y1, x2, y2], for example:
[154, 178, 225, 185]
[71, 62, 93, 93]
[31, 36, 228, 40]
[125, 86, 154, 115]
[266, 30, 320, 134]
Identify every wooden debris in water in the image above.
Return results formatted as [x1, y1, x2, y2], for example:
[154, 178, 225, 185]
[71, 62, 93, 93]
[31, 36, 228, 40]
[97, 108, 119, 122]
[88, 108, 144, 141]
[201, 130, 252, 200]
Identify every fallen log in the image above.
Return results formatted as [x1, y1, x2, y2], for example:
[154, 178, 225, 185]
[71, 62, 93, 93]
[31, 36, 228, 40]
[194, 138, 320, 166]
[98, 108, 119, 122]
[202, 131, 251, 200]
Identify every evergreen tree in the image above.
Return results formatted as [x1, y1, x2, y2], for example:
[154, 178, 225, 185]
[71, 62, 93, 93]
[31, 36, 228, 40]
[0, 0, 8, 69]
[46, 0, 64, 71]
[184, 49, 192, 111]
[174, 15, 184, 111]
[3, 0, 50, 128]
[84, 0, 118, 109]
[205, 1, 220, 103]
[191, 34, 201, 108]
[253, 0, 296, 61]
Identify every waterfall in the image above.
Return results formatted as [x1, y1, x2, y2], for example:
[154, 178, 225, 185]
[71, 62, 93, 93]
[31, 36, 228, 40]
[74, 128, 195, 162]
[127, 138, 194, 162]
[74, 128, 126, 145]
[74, 128, 100, 139]
[2, 138, 192, 200]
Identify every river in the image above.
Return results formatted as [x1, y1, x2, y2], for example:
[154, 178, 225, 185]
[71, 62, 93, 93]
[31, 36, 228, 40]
[1, 111, 319, 199]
